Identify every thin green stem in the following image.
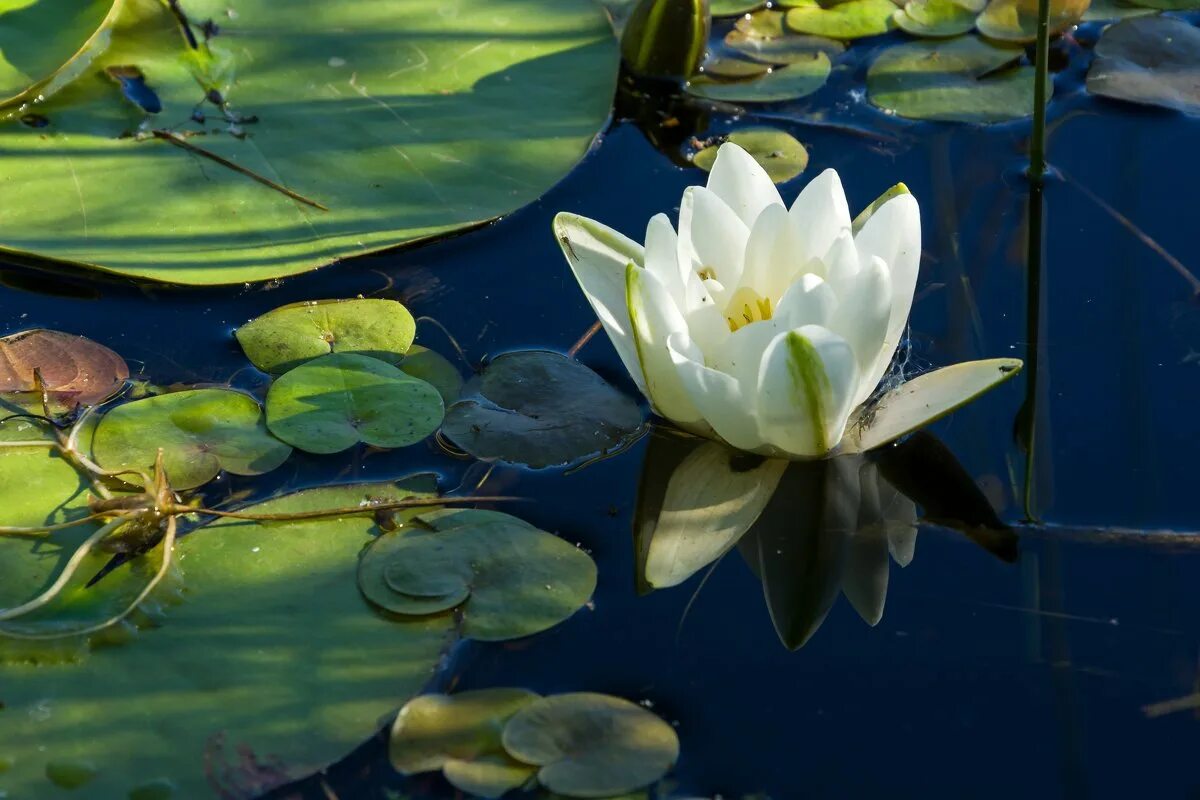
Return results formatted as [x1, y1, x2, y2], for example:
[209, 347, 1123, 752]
[1029, 0, 1051, 182]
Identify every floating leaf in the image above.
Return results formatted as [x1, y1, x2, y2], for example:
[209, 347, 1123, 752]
[235, 299, 416, 374]
[735, 8, 789, 37]
[501, 693, 680, 797]
[1086, 16, 1200, 114]
[0, 0, 120, 110]
[723, 29, 846, 64]
[842, 358, 1023, 453]
[92, 388, 292, 490]
[696, 54, 772, 80]
[784, 0, 898, 40]
[0, 329, 128, 406]
[265, 353, 444, 455]
[693, 127, 809, 183]
[711, 0, 765, 14]
[399, 345, 465, 406]
[390, 689, 540, 798]
[893, 0, 984, 37]
[358, 508, 597, 641]
[1121, 0, 1200, 8]
[0, 0, 618, 285]
[867, 35, 1044, 122]
[0, 480, 455, 799]
[1080, 0, 1154, 19]
[687, 53, 832, 101]
[975, 0, 1089, 42]
[441, 350, 644, 469]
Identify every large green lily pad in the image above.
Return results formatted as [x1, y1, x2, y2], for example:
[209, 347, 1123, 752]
[0, 0, 618, 285]
[867, 35, 1044, 122]
[236, 299, 416, 374]
[441, 350, 644, 469]
[1086, 16, 1200, 114]
[0, 479, 456, 799]
[0, 0, 119, 110]
[265, 353, 444, 454]
[91, 388, 292, 490]
[358, 507, 597, 641]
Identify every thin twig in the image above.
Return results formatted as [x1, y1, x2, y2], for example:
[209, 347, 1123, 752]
[188, 495, 521, 522]
[567, 320, 603, 358]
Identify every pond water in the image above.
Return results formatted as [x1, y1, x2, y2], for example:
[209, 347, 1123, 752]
[2, 10, 1200, 800]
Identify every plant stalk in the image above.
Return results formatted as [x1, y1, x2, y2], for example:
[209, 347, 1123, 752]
[1029, 0, 1052, 183]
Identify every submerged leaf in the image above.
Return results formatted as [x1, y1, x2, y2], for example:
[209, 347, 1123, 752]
[0, 329, 128, 406]
[693, 127, 809, 183]
[687, 53, 832, 102]
[1086, 16, 1200, 114]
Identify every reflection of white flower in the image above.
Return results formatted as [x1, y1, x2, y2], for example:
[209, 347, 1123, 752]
[556, 142, 921, 459]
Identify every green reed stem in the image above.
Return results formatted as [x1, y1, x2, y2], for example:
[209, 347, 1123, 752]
[1029, 0, 1051, 182]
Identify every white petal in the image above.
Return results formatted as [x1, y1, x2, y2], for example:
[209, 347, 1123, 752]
[774, 273, 837, 330]
[827, 256, 892, 408]
[705, 142, 785, 229]
[678, 186, 750, 289]
[644, 213, 685, 309]
[756, 325, 858, 457]
[682, 271, 727, 356]
[788, 169, 852, 265]
[853, 192, 921, 387]
[627, 264, 705, 425]
[554, 212, 647, 393]
[667, 332, 764, 452]
[741, 203, 814, 302]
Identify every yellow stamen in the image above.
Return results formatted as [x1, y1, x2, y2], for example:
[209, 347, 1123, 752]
[725, 287, 773, 332]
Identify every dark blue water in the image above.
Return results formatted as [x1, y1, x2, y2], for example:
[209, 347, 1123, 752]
[3, 21, 1200, 798]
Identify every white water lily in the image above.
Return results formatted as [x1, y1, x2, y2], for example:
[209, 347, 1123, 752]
[555, 142, 1021, 458]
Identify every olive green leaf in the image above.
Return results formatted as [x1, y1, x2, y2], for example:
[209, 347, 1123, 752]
[0, 0, 618, 285]
[976, 0, 1090, 42]
[696, 53, 772, 80]
[724, 29, 846, 64]
[265, 353, 444, 454]
[735, 8, 789, 37]
[1086, 16, 1200, 114]
[867, 35, 1045, 122]
[0, 479, 455, 799]
[92, 388, 292, 490]
[784, 0, 898, 40]
[688, 53, 832, 102]
[235, 299, 416, 374]
[501, 693, 680, 798]
[390, 689, 541, 798]
[0, 0, 120, 110]
[441, 350, 644, 469]
[399, 344, 465, 406]
[1081, 0, 1153, 20]
[358, 507, 597, 641]
[893, 0, 984, 37]
[711, 0, 765, 14]
[693, 128, 809, 183]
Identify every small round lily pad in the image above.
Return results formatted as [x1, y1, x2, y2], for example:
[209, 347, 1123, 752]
[724, 29, 846, 63]
[235, 298, 416, 374]
[688, 53, 832, 102]
[399, 344, 464, 406]
[893, 0, 983, 37]
[265, 353, 444, 454]
[390, 689, 541, 798]
[358, 508, 597, 641]
[501, 693, 680, 798]
[1086, 15, 1200, 114]
[92, 389, 292, 490]
[867, 35, 1043, 122]
[735, 8, 788, 37]
[440, 350, 643, 469]
[784, 0, 898, 39]
[693, 128, 809, 183]
[975, 0, 1088, 42]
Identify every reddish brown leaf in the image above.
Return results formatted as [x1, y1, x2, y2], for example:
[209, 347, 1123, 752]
[0, 329, 128, 406]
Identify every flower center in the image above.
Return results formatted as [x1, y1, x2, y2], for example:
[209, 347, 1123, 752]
[724, 286, 773, 332]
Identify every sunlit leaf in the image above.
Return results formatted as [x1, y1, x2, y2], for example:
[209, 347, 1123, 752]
[501, 693, 680, 797]
[975, 0, 1090, 42]
[893, 0, 984, 37]
[0, 0, 618, 285]
[235, 299, 416, 374]
[441, 350, 644, 469]
[91, 388, 291, 490]
[0, 329, 128, 406]
[711, 0, 765, 14]
[735, 8, 789, 37]
[693, 127, 809, 183]
[723, 29, 846, 64]
[1086, 15, 1200, 114]
[687, 53, 832, 101]
[399, 344, 465, 406]
[0, 0, 119, 110]
[784, 0, 898, 40]
[358, 507, 597, 642]
[867, 35, 1044, 122]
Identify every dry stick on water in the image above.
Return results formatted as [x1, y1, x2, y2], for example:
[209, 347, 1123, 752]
[567, 320, 603, 357]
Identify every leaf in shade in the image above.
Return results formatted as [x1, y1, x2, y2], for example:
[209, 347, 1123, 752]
[867, 36, 1044, 122]
[692, 127, 809, 183]
[399, 344, 465, 406]
[357, 508, 597, 642]
[501, 693, 680, 797]
[91, 388, 292, 490]
[265, 353, 444, 454]
[724, 29, 847, 64]
[1081, 0, 1154, 19]
[1086, 16, 1200, 114]
[0, 0, 119, 110]
[696, 53, 772, 80]
[0, 329, 128, 406]
[975, 0, 1090, 42]
[441, 350, 644, 469]
[687, 53, 832, 101]
[893, 0, 984, 37]
[1121, 0, 1200, 8]
[235, 299, 416, 374]
[784, 0, 898, 40]
[390, 689, 540, 799]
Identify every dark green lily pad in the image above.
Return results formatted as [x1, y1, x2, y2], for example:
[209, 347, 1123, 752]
[1086, 16, 1200, 114]
[0, 479, 455, 799]
[441, 350, 644, 469]
[235, 299, 416, 374]
[501, 693, 680, 797]
[688, 54, 832, 101]
[91, 388, 292, 490]
[693, 128, 809, 183]
[1081, 0, 1154, 20]
[975, 0, 1089, 42]
[697, 54, 772, 80]
[265, 353, 444, 454]
[893, 0, 983, 37]
[724, 29, 846, 63]
[358, 508, 597, 641]
[390, 689, 541, 798]
[1122, 0, 1200, 8]
[735, 8, 789, 37]
[711, 0, 765, 14]
[0, 0, 118, 110]
[867, 35, 1043, 122]
[399, 345, 465, 406]
[784, 0, 898, 39]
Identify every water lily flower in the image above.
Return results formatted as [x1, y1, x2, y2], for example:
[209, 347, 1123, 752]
[555, 142, 1021, 458]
